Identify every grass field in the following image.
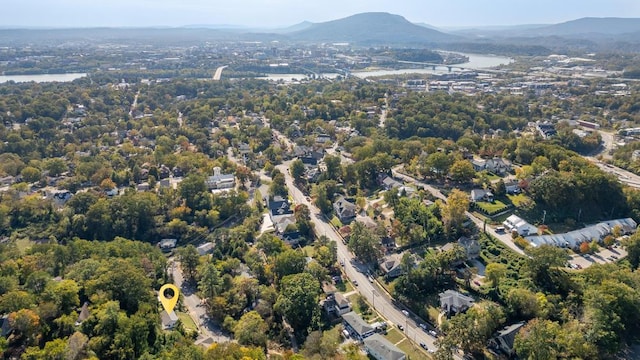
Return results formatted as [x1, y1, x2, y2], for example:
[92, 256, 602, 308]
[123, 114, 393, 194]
[330, 216, 343, 228]
[177, 312, 198, 332]
[476, 199, 509, 213]
[397, 339, 432, 360]
[15, 238, 32, 254]
[507, 193, 531, 207]
[385, 328, 405, 344]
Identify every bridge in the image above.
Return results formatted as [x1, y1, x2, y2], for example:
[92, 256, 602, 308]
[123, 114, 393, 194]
[397, 60, 507, 74]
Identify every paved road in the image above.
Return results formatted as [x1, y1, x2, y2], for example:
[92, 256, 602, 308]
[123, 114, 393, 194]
[170, 259, 232, 345]
[213, 65, 228, 81]
[276, 161, 456, 358]
[391, 165, 525, 256]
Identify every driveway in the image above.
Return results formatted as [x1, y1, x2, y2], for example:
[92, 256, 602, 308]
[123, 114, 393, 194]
[169, 259, 232, 345]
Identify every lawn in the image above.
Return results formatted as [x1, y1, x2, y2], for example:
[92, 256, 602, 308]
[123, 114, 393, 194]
[507, 193, 531, 207]
[330, 216, 343, 228]
[397, 339, 432, 360]
[15, 238, 32, 254]
[475, 199, 510, 214]
[384, 328, 405, 345]
[177, 311, 198, 332]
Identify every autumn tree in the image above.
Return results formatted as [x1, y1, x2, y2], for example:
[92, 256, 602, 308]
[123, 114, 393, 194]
[440, 189, 470, 237]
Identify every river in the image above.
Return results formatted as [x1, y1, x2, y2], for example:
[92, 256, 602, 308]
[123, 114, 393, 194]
[260, 52, 514, 81]
[0, 73, 87, 83]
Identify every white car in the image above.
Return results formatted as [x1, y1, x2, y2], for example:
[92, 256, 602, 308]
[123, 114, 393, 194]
[401, 310, 409, 316]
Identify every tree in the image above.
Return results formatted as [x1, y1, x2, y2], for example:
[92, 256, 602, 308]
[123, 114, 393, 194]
[205, 342, 266, 360]
[323, 155, 342, 181]
[441, 189, 470, 237]
[274, 273, 320, 332]
[289, 159, 305, 182]
[234, 311, 268, 348]
[179, 174, 211, 212]
[624, 232, 640, 270]
[198, 262, 221, 300]
[235, 166, 252, 190]
[8, 309, 40, 345]
[44, 158, 68, 177]
[449, 160, 475, 183]
[439, 302, 505, 356]
[485, 263, 507, 288]
[294, 204, 313, 237]
[525, 245, 567, 291]
[514, 319, 562, 360]
[20, 166, 42, 183]
[493, 179, 506, 197]
[348, 222, 382, 265]
[177, 245, 200, 283]
[269, 171, 288, 198]
[580, 241, 590, 254]
[274, 249, 307, 280]
[422, 152, 452, 178]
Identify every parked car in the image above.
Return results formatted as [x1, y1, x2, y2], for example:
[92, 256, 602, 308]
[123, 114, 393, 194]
[401, 310, 409, 316]
[397, 324, 404, 331]
[420, 343, 427, 350]
[428, 330, 438, 337]
[419, 323, 427, 331]
[353, 280, 358, 286]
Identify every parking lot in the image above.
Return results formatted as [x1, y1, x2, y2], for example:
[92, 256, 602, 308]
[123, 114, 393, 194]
[568, 245, 628, 269]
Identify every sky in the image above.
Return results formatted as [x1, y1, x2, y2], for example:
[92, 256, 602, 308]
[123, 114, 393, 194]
[2, 0, 640, 29]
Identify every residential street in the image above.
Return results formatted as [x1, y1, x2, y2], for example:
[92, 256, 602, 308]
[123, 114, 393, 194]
[276, 162, 461, 359]
[169, 259, 233, 346]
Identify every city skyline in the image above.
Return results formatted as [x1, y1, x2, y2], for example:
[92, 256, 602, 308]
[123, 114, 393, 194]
[2, 0, 640, 29]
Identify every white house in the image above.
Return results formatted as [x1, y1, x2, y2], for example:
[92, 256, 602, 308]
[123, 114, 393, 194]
[364, 334, 406, 360]
[503, 215, 538, 236]
[206, 167, 235, 190]
[160, 311, 179, 330]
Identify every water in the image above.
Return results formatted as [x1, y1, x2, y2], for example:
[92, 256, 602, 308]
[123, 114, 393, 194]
[0, 73, 87, 83]
[261, 52, 514, 81]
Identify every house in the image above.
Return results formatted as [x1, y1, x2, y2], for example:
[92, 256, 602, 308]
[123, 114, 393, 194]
[342, 311, 376, 341]
[206, 167, 235, 190]
[197, 242, 214, 255]
[458, 236, 481, 260]
[504, 180, 521, 194]
[160, 311, 179, 330]
[237, 142, 251, 155]
[536, 122, 557, 139]
[489, 322, 525, 357]
[267, 196, 293, 217]
[379, 253, 406, 279]
[439, 290, 475, 316]
[503, 215, 538, 236]
[1, 315, 12, 337]
[137, 182, 150, 192]
[470, 189, 493, 202]
[333, 292, 352, 315]
[379, 175, 402, 190]
[158, 238, 177, 252]
[75, 302, 90, 326]
[472, 157, 512, 175]
[364, 334, 406, 360]
[333, 196, 356, 223]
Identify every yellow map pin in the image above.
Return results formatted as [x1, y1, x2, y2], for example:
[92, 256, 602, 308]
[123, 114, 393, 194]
[159, 284, 179, 313]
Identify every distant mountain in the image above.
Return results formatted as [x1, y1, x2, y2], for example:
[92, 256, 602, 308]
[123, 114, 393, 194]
[519, 17, 640, 37]
[289, 12, 459, 44]
[277, 21, 313, 33]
